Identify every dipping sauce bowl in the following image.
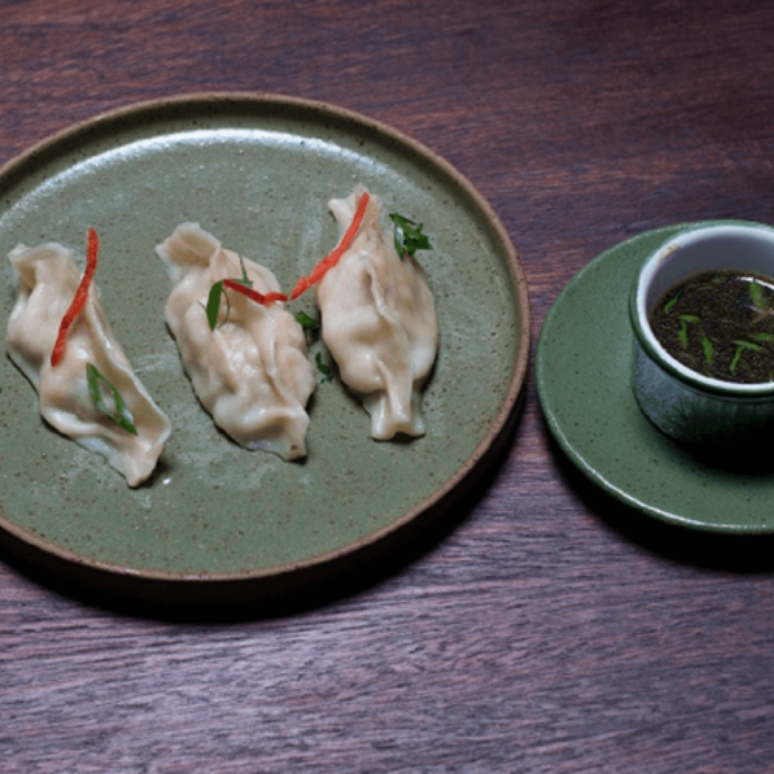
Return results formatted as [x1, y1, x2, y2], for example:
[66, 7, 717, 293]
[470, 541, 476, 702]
[630, 221, 774, 454]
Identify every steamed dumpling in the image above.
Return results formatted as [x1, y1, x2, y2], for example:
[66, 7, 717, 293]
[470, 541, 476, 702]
[317, 185, 438, 440]
[156, 223, 315, 461]
[6, 241, 171, 487]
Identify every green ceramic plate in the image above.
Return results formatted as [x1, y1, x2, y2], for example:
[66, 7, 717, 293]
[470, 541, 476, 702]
[536, 224, 774, 533]
[0, 94, 529, 581]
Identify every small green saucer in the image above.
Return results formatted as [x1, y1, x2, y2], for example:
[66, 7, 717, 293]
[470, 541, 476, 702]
[536, 224, 774, 533]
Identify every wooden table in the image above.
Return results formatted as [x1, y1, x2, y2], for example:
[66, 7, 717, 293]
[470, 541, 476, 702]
[2, 2, 774, 771]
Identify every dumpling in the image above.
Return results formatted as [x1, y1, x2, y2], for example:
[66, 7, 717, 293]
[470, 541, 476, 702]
[156, 223, 315, 461]
[6, 236, 171, 487]
[315, 185, 438, 440]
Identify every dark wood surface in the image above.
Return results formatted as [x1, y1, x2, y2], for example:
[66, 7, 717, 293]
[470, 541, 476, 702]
[2, 1, 774, 771]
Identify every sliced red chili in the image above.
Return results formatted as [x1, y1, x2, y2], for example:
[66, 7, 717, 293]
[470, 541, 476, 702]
[291, 191, 371, 300]
[50, 228, 99, 368]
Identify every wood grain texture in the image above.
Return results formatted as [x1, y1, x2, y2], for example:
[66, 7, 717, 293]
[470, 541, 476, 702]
[2, 1, 774, 772]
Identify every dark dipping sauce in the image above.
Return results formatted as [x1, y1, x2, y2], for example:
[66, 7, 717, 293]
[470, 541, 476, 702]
[649, 269, 774, 384]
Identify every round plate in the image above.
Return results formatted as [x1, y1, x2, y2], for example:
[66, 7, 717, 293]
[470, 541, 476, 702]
[536, 223, 774, 534]
[0, 93, 529, 582]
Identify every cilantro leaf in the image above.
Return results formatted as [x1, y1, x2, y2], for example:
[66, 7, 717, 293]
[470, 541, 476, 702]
[389, 213, 432, 258]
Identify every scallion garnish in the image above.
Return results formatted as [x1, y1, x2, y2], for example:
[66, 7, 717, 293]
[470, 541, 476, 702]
[205, 261, 287, 331]
[701, 335, 714, 364]
[664, 294, 680, 313]
[678, 314, 700, 346]
[295, 311, 319, 330]
[205, 280, 226, 330]
[232, 254, 253, 288]
[315, 352, 333, 382]
[750, 280, 764, 309]
[86, 363, 138, 435]
[729, 340, 764, 374]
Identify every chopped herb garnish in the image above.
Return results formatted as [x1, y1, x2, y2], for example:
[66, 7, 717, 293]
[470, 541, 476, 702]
[205, 259, 287, 330]
[205, 257, 249, 330]
[389, 213, 432, 259]
[205, 281, 226, 330]
[315, 352, 333, 382]
[729, 340, 763, 374]
[652, 270, 774, 383]
[237, 255, 253, 287]
[749, 280, 764, 309]
[664, 294, 680, 313]
[86, 363, 138, 435]
[295, 311, 320, 330]
[701, 336, 714, 364]
[677, 314, 700, 346]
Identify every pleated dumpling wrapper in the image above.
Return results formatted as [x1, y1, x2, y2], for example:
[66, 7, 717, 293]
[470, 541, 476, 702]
[316, 185, 438, 440]
[156, 223, 315, 461]
[6, 238, 171, 487]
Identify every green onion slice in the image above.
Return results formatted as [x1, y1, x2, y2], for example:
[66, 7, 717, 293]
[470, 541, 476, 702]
[315, 352, 333, 382]
[295, 311, 319, 330]
[205, 281, 225, 330]
[86, 363, 138, 435]
[205, 256, 254, 330]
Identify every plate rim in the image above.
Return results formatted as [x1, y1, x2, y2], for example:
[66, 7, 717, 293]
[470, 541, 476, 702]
[535, 220, 774, 534]
[0, 91, 531, 582]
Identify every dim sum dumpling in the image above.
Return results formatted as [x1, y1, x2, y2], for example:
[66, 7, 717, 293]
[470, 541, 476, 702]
[156, 223, 315, 461]
[6, 241, 172, 487]
[317, 185, 438, 440]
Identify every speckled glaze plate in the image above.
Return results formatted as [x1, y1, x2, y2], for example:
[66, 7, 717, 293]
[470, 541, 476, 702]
[0, 93, 529, 583]
[536, 224, 774, 533]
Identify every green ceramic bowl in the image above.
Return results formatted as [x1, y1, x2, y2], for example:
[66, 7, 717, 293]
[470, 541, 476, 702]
[0, 93, 529, 593]
[631, 221, 774, 449]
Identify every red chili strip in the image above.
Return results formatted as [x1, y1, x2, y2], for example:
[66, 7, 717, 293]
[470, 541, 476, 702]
[290, 191, 371, 300]
[223, 279, 288, 305]
[50, 228, 99, 368]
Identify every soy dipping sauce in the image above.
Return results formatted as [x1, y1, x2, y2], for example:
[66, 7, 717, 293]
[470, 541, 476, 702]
[649, 269, 774, 384]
